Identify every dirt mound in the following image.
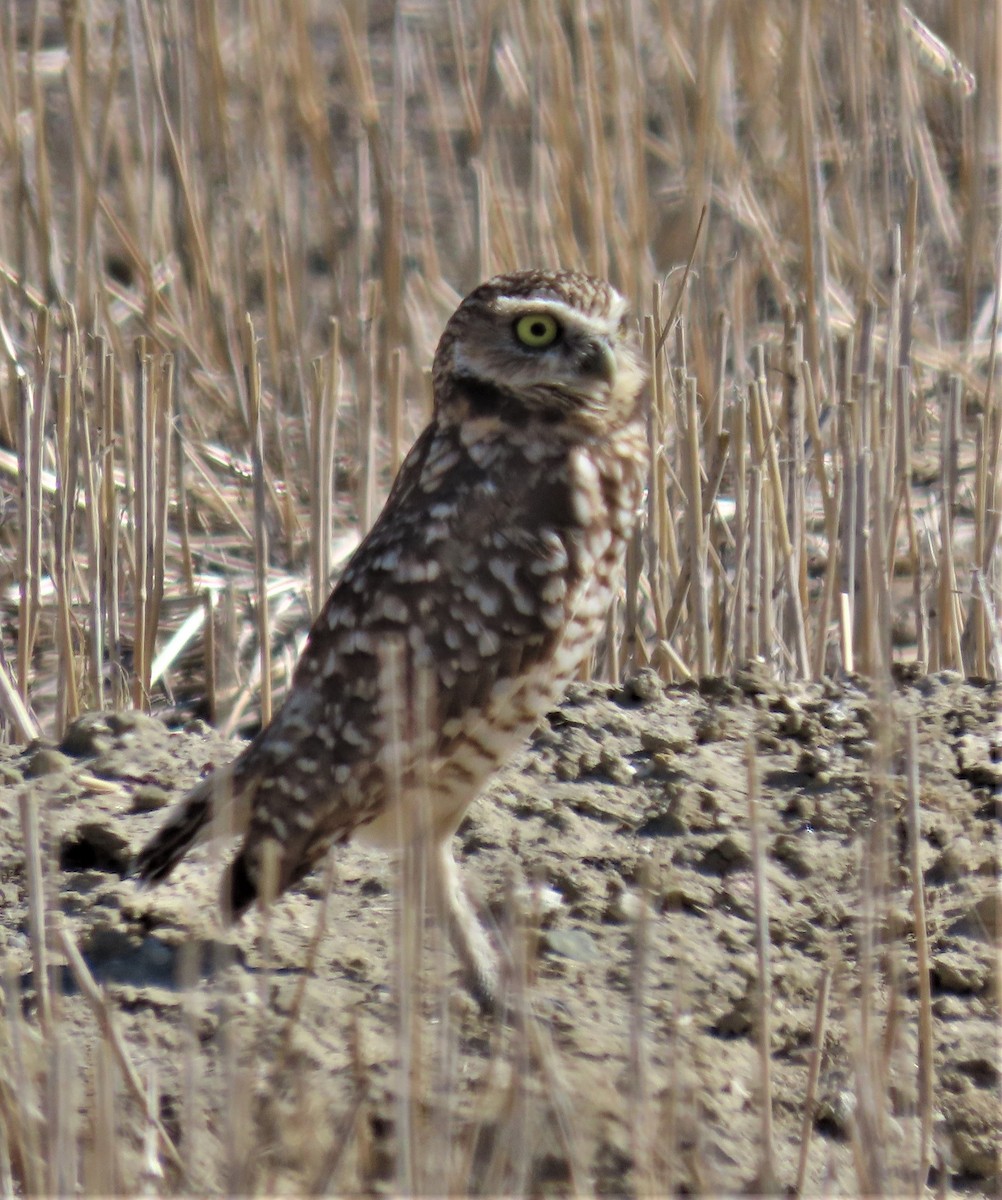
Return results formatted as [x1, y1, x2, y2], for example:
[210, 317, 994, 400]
[1, 669, 998, 1194]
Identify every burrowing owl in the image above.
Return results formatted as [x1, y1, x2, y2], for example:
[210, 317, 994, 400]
[135, 269, 649, 1008]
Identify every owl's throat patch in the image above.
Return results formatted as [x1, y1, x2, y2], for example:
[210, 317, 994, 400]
[454, 373, 565, 426]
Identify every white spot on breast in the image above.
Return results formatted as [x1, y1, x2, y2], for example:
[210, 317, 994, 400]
[488, 557, 518, 590]
[339, 630, 377, 654]
[396, 560, 441, 583]
[540, 603, 566, 630]
[529, 531, 569, 574]
[467, 440, 502, 469]
[522, 438, 553, 465]
[541, 575, 567, 604]
[478, 629, 501, 656]
[373, 549, 401, 571]
[371, 594, 410, 624]
[326, 605, 351, 631]
[569, 448, 603, 526]
[511, 589, 538, 617]
[464, 581, 501, 616]
[459, 417, 504, 447]
[420, 442, 462, 490]
[340, 722, 369, 749]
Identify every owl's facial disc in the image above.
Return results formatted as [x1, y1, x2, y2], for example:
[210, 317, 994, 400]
[450, 296, 629, 416]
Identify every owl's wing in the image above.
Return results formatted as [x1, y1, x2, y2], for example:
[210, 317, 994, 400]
[138, 419, 590, 917]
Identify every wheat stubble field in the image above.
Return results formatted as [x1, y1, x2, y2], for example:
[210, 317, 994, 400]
[0, 2, 999, 1195]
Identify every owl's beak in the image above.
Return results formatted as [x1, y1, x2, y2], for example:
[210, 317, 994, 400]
[581, 338, 617, 386]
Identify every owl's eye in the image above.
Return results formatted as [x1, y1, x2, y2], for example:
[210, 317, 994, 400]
[514, 313, 560, 348]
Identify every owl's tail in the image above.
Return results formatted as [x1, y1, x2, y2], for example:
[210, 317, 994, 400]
[133, 763, 246, 885]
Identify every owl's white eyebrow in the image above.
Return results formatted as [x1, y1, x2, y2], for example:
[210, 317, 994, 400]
[491, 295, 623, 328]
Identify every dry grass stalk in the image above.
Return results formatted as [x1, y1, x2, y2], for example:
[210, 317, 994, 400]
[246, 316, 272, 726]
[905, 717, 935, 1190]
[55, 924, 183, 1178]
[746, 738, 775, 1191]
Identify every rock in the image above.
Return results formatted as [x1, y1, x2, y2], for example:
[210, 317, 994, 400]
[771, 833, 814, 879]
[24, 744, 74, 778]
[636, 808, 687, 837]
[619, 669, 662, 703]
[925, 841, 972, 886]
[60, 714, 115, 757]
[130, 784, 172, 813]
[59, 822, 131, 874]
[931, 951, 990, 994]
[700, 834, 751, 875]
[542, 928, 600, 963]
[639, 727, 691, 755]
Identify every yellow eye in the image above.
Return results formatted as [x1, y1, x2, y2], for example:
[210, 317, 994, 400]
[514, 313, 560, 348]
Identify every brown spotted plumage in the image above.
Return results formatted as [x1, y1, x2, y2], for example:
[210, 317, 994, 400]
[135, 268, 649, 1007]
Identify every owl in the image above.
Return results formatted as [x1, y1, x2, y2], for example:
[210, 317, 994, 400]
[135, 269, 649, 1009]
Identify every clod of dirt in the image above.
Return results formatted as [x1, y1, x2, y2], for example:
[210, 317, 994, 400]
[130, 784, 172, 813]
[24, 744, 74, 778]
[59, 821, 132, 874]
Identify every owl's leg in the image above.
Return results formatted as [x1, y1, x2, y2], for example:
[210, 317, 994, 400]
[428, 838, 501, 1013]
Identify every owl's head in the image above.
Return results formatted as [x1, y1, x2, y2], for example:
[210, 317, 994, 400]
[432, 269, 647, 432]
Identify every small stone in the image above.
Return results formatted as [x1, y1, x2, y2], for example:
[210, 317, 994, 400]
[0, 761, 22, 786]
[59, 823, 131, 874]
[604, 886, 642, 923]
[816, 1088, 856, 1136]
[932, 995, 968, 1019]
[712, 994, 753, 1036]
[944, 1087, 1000, 1179]
[637, 808, 687, 837]
[772, 833, 813, 879]
[797, 745, 832, 779]
[24, 745, 73, 778]
[649, 753, 677, 777]
[695, 712, 727, 743]
[554, 758, 583, 782]
[640, 728, 691, 755]
[931, 951, 989, 994]
[107, 710, 167, 739]
[967, 890, 1001, 940]
[884, 907, 914, 939]
[925, 841, 971, 886]
[542, 928, 600, 963]
[733, 660, 773, 695]
[619, 669, 662, 703]
[598, 749, 635, 786]
[131, 785, 172, 813]
[955, 735, 1002, 788]
[60, 714, 114, 757]
[700, 834, 751, 875]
